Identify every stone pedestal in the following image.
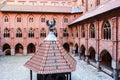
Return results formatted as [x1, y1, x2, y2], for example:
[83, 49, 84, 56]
[11, 49, 15, 55]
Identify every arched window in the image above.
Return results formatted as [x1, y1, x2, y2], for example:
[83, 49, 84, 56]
[81, 24, 85, 38]
[16, 28, 22, 38]
[28, 28, 34, 38]
[90, 24, 95, 38]
[17, 17, 21, 22]
[64, 18, 68, 23]
[4, 16, 8, 22]
[63, 28, 69, 37]
[4, 28, 10, 38]
[29, 17, 33, 22]
[40, 28, 46, 37]
[41, 18, 45, 22]
[102, 20, 111, 40]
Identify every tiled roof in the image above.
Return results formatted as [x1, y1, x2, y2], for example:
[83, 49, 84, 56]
[0, 4, 82, 13]
[69, 0, 120, 25]
[24, 32, 76, 74]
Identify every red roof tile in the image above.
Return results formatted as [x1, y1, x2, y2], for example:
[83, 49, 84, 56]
[0, 4, 82, 13]
[24, 32, 76, 74]
[69, 0, 120, 25]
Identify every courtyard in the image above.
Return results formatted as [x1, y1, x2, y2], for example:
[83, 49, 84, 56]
[0, 55, 114, 80]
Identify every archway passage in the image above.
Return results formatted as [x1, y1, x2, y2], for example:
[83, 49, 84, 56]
[89, 47, 96, 62]
[3, 44, 11, 55]
[100, 50, 112, 70]
[75, 44, 78, 55]
[15, 43, 23, 54]
[27, 43, 36, 54]
[80, 45, 86, 60]
[63, 43, 69, 52]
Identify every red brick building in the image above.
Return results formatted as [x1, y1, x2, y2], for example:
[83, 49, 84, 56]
[0, 0, 82, 55]
[0, 0, 120, 80]
[68, 0, 120, 80]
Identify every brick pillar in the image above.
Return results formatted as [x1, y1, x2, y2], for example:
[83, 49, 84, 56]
[112, 17, 119, 80]
[11, 48, 15, 55]
[95, 54, 101, 71]
[112, 60, 119, 80]
[23, 47, 27, 55]
[85, 50, 89, 64]
[70, 46, 73, 54]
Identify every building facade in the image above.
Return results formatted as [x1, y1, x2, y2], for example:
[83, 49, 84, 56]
[0, 0, 82, 55]
[68, 0, 120, 80]
[0, 0, 120, 80]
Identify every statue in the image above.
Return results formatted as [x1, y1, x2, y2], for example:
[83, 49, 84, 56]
[46, 19, 56, 32]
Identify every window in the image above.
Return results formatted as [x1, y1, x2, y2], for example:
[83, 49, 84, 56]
[4, 28, 10, 38]
[29, 18, 33, 22]
[17, 17, 21, 22]
[75, 27, 78, 37]
[28, 28, 34, 38]
[16, 28, 22, 38]
[64, 18, 68, 23]
[102, 20, 111, 40]
[90, 24, 95, 38]
[40, 28, 46, 37]
[41, 18, 45, 22]
[81, 24, 85, 38]
[63, 28, 69, 37]
[4, 16, 8, 22]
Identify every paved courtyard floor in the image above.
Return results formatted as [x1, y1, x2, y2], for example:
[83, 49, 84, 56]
[0, 55, 114, 80]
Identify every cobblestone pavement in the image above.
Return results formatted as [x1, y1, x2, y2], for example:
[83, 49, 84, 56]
[0, 55, 114, 80]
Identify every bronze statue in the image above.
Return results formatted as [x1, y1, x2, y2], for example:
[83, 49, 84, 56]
[46, 19, 56, 32]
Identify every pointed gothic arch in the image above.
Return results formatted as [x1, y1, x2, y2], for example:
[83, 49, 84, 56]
[2, 43, 11, 55]
[27, 43, 36, 54]
[15, 43, 23, 54]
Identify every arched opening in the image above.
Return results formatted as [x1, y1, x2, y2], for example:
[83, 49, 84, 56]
[90, 23, 95, 38]
[3, 44, 11, 55]
[102, 20, 111, 40]
[75, 44, 78, 55]
[100, 50, 112, 70]
[15, 43, 23, 54]
[80, 45, 86, 60]
[63, 43, 69, 52]
[27, 43, 36, 54]
[89, 47, 96, 62]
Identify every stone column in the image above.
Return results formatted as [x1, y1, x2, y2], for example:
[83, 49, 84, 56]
[112, 60, 119, 80]
[70, 46, 73, 54]
[23, 47, 27, 55]
[85, 50, 89, 64]
[11, 49, 15, 55]
[95, 54, 101, 71]
[78, 49, 82, 60]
